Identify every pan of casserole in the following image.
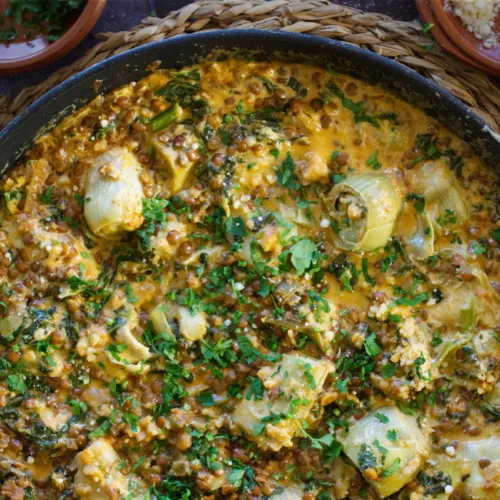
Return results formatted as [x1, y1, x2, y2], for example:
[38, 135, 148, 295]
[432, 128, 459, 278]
[0, 30, 499, 500]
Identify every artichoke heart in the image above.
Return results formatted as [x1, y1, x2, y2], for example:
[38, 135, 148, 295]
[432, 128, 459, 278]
[84, 148, 144, 239]
[341, 406, 429, 498]
[325, 173, 402, 252]
[410, 159, 469, 232]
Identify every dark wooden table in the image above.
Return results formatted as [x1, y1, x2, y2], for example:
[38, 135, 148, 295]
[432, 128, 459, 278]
[0, 0, 420, 98]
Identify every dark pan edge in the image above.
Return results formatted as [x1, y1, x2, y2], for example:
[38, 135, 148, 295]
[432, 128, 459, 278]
[1, 30, 499, 176]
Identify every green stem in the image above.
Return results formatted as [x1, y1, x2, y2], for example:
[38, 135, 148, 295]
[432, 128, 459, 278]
[149, 103, 182, 133]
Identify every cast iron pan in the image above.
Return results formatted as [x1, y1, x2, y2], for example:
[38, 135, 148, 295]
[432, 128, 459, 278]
[1, 30, 499, 175]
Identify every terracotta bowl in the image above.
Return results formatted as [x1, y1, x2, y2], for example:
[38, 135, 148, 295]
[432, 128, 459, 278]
[430, 0, 500, 72]
[416, 0, 500, 76]
[0, 0, 107, 76]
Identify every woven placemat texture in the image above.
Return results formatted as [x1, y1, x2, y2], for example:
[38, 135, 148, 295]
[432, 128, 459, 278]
[1, 0, 499, 131]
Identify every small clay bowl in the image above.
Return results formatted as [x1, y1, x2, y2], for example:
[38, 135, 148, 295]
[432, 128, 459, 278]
[0, 0, 107, 76]
[416, 0, 500, 75]
[430, 0, 500, 72]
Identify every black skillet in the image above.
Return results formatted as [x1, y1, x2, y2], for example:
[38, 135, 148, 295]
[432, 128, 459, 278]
[0, 30, 499, 175]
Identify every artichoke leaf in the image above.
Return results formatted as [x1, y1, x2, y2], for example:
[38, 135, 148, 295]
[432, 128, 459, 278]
[404, 211, 435, 260]
[436, 297, 477, 364]
[324, 173, 402, 252]
[84, 148, 144, 240]
[150, 305, 175, 339]
[341, 406, 429, 498]
[409, 160, 469, 235]
[151, 303, 207, 342]
[105, 324, 152, 373]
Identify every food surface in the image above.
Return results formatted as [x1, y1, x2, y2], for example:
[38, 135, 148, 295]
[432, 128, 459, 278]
[0, 59, 499, 499]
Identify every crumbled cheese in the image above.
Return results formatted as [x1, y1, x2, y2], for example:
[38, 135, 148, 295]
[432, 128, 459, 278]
[320, 218, 330, 228]
[445, 485, 453, 494]
[446, 445, 456, 456]
[369, 302, 389, 321]
[446, 0, 500, 48]
[234, 282, 245, 291]
[266, 173, 277, 184]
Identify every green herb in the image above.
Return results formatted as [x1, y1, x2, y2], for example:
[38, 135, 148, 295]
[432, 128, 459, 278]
[94, 121, 118, 139]
[4, 0, 86, 42]
[227, 462, 255, 491]
[397, 400, 416, 416]
[406, 193, 425, 213]
[472, 241, 487, 256]
[237, 335, 280, 364]
[225, 216, 247, 237]
[169, 69, 201, 81]
[287, 77, 308, 98]
[381, 240, 405, 272]
[366, 153, 381, 170]
[289, 238, 320, 275]
[219, 128, 231, 146]
[269, 148, 280, 158]
[0, 24, 17, 41]
[364, 333, 381, 357]
[422, 22, 434, 35]
[420, 22, 435, 50]
[258, 77, 278, 94]
[136, 197, 169, 246]
[6, 374, 26, 394]
[89, 417, 111, 438]
[156, 71, 210, 120]
[388, 314, 402, 323]
[374, 412, 389, 424]
[105, 343, 127, 362]
[411, 134, 443, 166]
[387, 429, 397, 442]
[415, 353, 431, 381]
[329, 253, 359, 292]
[382, 458, 401, 478]
[361, 258, 375, 286]
[327, 81, 386, 128]
[432, 332, 443, 347]
[437, 208, 457, 227]
[196, 391, 215, 407]
[331, 172, 346, 184]
[40, 186, 55, 204]
[124, 283, 138, 304]
[200, 338, 236, 375]
[123, 413, 140, 432]
[276, 152, 300, 189]
[391, 292, 428, 308]
[245, 377, 264, 401]
[381, 363, 396, 379]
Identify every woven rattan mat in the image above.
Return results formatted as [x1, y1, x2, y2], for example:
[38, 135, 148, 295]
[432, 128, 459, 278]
[1, 0, 499, 132]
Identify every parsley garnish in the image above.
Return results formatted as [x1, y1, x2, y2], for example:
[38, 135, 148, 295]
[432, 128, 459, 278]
[276, 152, 300, 189]
[288, 238, 320, 276]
